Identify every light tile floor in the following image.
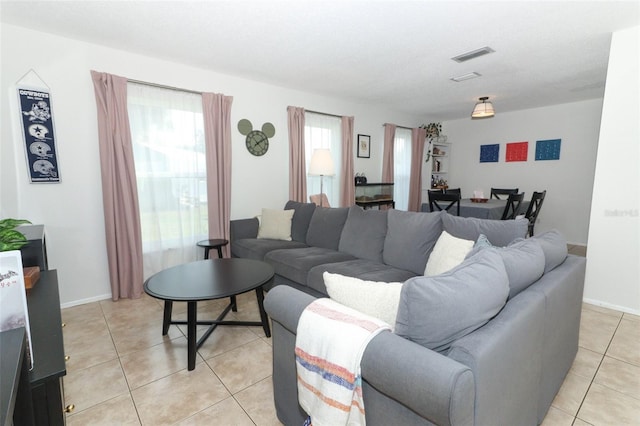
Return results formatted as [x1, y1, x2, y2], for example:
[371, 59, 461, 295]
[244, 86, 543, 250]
[61, 249, 639, 425]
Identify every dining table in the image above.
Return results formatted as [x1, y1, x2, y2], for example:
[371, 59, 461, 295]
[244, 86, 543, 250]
[421, 198, 530, 220]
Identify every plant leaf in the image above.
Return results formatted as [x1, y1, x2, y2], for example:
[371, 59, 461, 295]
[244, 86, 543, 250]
[0, 218, 31, 232]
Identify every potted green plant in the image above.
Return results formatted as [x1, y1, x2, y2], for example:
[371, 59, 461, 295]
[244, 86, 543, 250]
[0, 218, 32, 252]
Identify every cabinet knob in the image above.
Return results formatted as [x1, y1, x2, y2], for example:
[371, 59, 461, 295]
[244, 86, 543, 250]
[61, 322, 66, 327]
[65, 355, 70, 361]
[64, 404, 75, 413]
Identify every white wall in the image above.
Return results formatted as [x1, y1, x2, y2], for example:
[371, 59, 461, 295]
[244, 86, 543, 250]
[0, 24, 422, 306]
[434, 99, 603, 245]
[584, 26, 640, 315]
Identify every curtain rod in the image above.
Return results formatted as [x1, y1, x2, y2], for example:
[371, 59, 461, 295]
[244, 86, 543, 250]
[127, 78, 202, 95]
[383, 123, 414, 130]
[306, 109, 343, 119]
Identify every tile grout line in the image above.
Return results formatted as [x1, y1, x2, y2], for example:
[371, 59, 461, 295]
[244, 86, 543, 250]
[572, 315, 624, 423]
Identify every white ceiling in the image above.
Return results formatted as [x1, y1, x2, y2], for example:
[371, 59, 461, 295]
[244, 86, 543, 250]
[1, 0, 638, 121]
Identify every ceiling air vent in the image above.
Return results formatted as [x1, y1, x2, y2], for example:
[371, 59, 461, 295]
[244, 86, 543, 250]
[452, 46, 495, 63]
[450, 72, 482, 82]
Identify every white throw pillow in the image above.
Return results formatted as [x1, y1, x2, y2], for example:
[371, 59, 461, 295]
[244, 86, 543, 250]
[257, 208, 294, 241]
[424, 230, 474, 276]
[323, 272, 403, 329]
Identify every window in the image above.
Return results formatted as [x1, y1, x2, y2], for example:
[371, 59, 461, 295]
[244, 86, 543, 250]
[127, 83, 207, 278]
[305, 113, 342, 207]
[393, 128, 412, 211]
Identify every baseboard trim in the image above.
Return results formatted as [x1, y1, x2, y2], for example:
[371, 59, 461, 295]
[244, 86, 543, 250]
[583, 297, 640, 316]
[61, 293, 112, 309]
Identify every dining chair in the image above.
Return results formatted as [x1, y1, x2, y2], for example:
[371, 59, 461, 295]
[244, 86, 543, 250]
[428, 191, 461, 216]
[524, 190, 546, 236]
[491, 188, 519, 200]
[444, 188, 461, 195]
[500, 192, 525, 220]
[309, 193, 330, 207]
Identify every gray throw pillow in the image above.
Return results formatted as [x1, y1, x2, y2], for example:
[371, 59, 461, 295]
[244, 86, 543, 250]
[306, 207, 350, 250]
[468, 236, 545, 299]
[284, 200, 316, 243]
[383, 210, 443, 274]
[395, 249, 509, 352]
[338, 205, 387, 262]
[531, 229, 568, 273]
[442, 214, 527, 247]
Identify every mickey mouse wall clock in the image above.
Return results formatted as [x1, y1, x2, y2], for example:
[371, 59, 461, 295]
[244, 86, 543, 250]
[238, 119, 275, 156]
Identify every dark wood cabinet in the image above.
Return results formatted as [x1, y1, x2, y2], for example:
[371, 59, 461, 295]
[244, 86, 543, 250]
[28, 270, 67, 425]
[1, 270, 66, 425]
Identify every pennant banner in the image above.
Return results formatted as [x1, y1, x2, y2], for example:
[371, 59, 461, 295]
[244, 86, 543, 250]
[18, 86, 61, 183]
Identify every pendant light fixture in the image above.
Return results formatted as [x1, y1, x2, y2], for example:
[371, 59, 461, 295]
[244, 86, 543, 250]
[471, 96, 495, 118]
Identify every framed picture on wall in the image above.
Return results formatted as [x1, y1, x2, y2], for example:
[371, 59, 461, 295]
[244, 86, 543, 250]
[357, 134, 370, 158]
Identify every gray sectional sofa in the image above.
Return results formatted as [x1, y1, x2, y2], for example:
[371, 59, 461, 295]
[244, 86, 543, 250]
[230, 201, 586, 426]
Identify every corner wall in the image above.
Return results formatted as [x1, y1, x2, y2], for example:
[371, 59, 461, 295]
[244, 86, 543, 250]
[584, 26, 640, 314]
[436, 99, 603, 245]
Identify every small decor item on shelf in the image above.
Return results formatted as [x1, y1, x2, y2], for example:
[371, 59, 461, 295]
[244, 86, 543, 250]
[432, 178, 448, 189]
[355, 173, 368, 185]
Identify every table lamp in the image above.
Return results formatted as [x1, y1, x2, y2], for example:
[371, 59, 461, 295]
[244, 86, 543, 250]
[309, 149, 335, 207]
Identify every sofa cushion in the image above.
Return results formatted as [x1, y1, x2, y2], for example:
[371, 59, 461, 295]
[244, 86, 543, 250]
[468, 236, 546, 299]
[231, 238, 308, 260]
[264, 246, 356, 285]
[323, 272, 403, 329]
[306, 207, 350, 250]
[284, 200, 316, 243]
[338, 205, 387, 262]
[424, 231, 474, 276]
[531, 229, 568, 273]
[395, 249, 509, 352]
[442, 214, 527, 247]
[383, 210, 443, 275]
[257, 208, 294, 240]
[307, 259, 417, 295]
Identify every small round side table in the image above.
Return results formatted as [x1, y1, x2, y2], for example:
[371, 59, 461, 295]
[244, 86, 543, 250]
[196, 239, 229, 259]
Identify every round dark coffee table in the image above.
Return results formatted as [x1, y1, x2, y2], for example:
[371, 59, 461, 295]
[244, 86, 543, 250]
[144, 258, 274, 371]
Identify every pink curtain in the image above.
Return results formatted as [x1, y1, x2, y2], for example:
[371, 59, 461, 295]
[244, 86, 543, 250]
[90, 71, 144, 300]
[340, 115, 355, 207]
[202, 93, 234, 258]
[408, 127, 427, 212]
[382, 123, 396, 183]
[288, 106, 306, 202]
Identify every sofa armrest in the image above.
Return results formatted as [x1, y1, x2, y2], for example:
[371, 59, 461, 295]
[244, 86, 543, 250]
[362, 333, 474, 426]
[230, 217, 259, 242]
[264, 285, 475, 426]
[264, 285, 316, 332]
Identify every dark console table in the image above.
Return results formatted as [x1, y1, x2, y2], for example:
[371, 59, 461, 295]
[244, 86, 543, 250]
[28, 269, 67, 425]
[1, 328, 34, 426]
[1, 270, 66, 425]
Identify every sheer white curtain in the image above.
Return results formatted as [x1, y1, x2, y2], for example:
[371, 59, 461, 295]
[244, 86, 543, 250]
[394, 128, 412, 211]
[127, 83, 207, 278]
[305, 113, 342, 207]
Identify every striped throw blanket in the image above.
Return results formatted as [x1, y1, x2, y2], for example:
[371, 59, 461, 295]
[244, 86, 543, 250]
[295, 298, 391, 426]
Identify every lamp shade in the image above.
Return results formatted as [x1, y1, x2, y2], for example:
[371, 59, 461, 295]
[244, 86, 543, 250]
[309, 149, 335, 176]
[471, 97, 495, 118]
